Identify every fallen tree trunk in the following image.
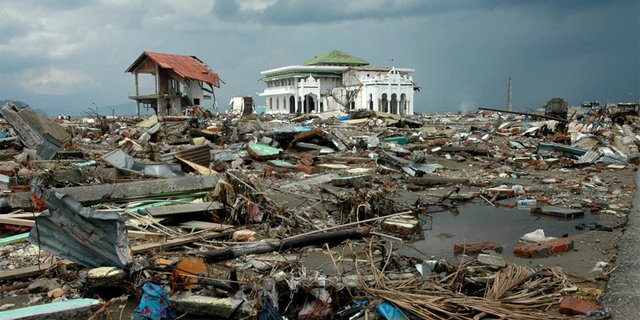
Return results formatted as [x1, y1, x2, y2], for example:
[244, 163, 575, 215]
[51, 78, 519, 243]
[202, 227, 370, 263]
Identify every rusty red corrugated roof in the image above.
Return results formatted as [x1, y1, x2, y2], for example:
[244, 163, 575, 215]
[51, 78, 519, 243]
[126, 51, 221, 87]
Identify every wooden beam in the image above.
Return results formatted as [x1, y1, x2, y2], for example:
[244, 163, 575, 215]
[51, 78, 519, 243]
[145, 202, 223, 217]
[0, 262, 56, 280]
[0, 217, 34, 227]
[131, 232, 223, 254]
[135, 72, 140, 117]
[179, 221, 234, 231]
[0, 233, 29, 246]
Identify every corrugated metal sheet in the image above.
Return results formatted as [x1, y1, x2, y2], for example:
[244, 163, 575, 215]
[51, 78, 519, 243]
[160, 145, 211, 167]
[36, 133, 63, 160]
[103, 149, 185, 178]
[126, 52, 221, 87]
[577, 149, 600, 164]
[28, 192, 132, 268]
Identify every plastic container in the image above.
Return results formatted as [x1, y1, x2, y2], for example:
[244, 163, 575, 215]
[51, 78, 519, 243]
[511, 185, 525, 195]
[517, 199, 537, 207]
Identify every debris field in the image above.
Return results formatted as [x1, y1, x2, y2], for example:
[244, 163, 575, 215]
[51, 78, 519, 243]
[0, 101, 637, 319]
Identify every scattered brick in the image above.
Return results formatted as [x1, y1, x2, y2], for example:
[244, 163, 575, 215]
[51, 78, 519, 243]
[295, 165, 315, 174]
[559, 296, 603, 315]
[514, 238, 574, 258]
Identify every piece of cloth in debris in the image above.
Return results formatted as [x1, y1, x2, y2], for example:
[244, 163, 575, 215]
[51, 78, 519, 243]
[132, 282, 176, 320]
[376, 301, 409, 319]
[258, 295, 283, 320]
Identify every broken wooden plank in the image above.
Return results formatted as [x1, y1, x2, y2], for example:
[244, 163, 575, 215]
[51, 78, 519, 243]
[131, 232, 224, 254]
[145, 201, 223, 217]
[0, 217, 34, 227]
[0, 232, 29, 246]
[0, 212, 40, 219]
[0, 298, 100, 319]
[176, 156, 217, 175]
[128, 230, 165, 238]
[179, 221, 234, 231]
[0, 262, 56, 281]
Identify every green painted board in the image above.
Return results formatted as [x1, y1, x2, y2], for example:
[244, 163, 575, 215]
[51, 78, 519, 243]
[383, 136, 408, 145]
[268, 160, 295, 168]
[247, 143, 282, 159]
[0, 298, 100, 319]
[0, 232, 29, 246]
[72, 160, 97, 167]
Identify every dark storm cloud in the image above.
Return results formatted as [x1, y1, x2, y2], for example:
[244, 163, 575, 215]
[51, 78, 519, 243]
[213, 0, 471, 24]
[213, 0, 630, 26]
[213, 0, 240, 18]
[1, 0, 638, 115]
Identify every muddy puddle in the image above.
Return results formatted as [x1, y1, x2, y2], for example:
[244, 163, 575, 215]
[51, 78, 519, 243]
[397, 205, 600, 261]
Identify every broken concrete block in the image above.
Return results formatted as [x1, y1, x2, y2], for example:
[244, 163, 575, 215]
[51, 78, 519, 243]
[454, 242, 503, 256]
[514, 238, 574, 258]
[86, 267, 127, 288]
[27, 278, 60, 293]
[477, 254, 506, 268]
[0, 103, 70, 149]
[170, 294, 254, 318]
[232, 230, 257, 242]
[381, 215, 419, 238]
[47, 288, 64, 299]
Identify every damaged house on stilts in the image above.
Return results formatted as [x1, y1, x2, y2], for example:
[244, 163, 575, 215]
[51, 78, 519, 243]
[126, 51, 222, 116]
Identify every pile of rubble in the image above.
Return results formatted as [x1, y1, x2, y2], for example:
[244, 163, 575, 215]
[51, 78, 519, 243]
[0, 101, 637, 319]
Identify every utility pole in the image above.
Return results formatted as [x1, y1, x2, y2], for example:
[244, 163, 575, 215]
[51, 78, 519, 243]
[506, 76, 513, 112]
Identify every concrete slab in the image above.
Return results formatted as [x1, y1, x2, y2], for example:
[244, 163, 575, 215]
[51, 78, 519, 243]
[602, 170, 640, 319]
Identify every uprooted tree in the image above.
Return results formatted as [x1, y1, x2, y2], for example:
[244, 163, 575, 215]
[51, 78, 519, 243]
[324, 85, 362, 113]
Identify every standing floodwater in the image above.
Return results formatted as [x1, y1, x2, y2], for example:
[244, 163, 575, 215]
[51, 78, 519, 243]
[400, 205, 601, 260]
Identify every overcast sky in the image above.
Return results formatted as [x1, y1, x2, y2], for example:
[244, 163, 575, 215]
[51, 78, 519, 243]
[0, 0, 638, 115]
